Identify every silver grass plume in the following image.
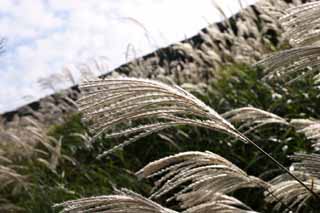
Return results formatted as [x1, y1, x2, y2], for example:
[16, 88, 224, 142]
[54, 188, 258, 213]
[78, 77, 320, 200]
[78, 77, 243, 158]
[136, 151, 268, 204]
[279, 1, 320, 47]
[265, 172, 320, 212]
[255, 46, 320, 84]
[182, 193, 258, 213]
[259, 1, 286, 21]
[222, 107, 288, 135]
[54, 188, 177, 213]
[291, 119, 320, 150]
[290, 153, 320, 179]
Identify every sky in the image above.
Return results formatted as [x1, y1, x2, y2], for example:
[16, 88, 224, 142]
[0, 0, 257, 113]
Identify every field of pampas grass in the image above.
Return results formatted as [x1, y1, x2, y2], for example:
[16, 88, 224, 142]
[1, 0, 320, 212]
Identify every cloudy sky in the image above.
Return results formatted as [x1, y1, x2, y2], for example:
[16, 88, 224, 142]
[0, 0, 257, 113]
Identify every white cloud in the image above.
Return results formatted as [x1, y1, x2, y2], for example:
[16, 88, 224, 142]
[0, 0, 63, 40]
[0, 0, 257, 113]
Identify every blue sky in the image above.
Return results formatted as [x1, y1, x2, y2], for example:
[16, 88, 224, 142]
[0, 0, 257, 113]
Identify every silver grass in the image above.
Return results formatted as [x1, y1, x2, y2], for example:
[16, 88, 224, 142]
[255, 46, 320, 83]
[291, 119, 320, 149]
[0, 165, 30, 195]
[20, 125, 76, 173]
[265, 172, 320, 212]
[0, 130, 35, 156]
[78, 77, 244, 158]
[36, 136, 76, 174]
[54, 188, 259, 213]
[279, 1, 320, 47]
[54, 188, 177, 213]
[0, 149, 12, 164]
[260, 3, 285, 21]
[79, 77, 320, 199]
[1, 121, 75, 173]
[290, 153, 320, 178]
[136, 151, 268, 204]
[0, 156, 12, 164]
[0, 199, 24, 213]
[181, 193, 258, 213]
[0, 117, 46, 158]
[222, 107, 288, 134]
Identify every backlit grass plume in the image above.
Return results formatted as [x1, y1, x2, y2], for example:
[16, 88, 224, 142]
[54, 188, 177, 213]
[78, 77, 244, 158]
[279, 1, 320, 47]
[256, 1, 320, 84]
[222, 107, 288, 134]
[265, 172, 320, 212]
[181, 193, 258, 213]
[290, 153, 320, 179]
[255, 46, 320, 83]
[136, 151, 268, 203]
[54, 188, 257, 213]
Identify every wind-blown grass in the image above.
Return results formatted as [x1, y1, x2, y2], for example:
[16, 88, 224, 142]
[291, 119, 320, 150]
[265, 172, 320, 212]
[222, 106, 288, 134]
[54, 188, 177, 213]
[78, 77, 244, 158]
[279, 1, 320, 47]
[2, 0, 320, 212]
[255, 46, 320, 84]
[55, 188, 257, 213]
[136, 151, 268, 203]
[78, 77, 318, 199]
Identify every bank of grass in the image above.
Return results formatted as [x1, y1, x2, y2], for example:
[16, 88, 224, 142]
[1, 62, 319, 212]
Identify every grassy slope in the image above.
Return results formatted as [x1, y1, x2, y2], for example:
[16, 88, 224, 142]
[3, 63, 319, 212]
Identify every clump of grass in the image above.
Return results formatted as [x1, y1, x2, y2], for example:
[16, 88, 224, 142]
[53, 2, 320, 212]
[3, 1, 320, 212]
[136, 151, 268, 203]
